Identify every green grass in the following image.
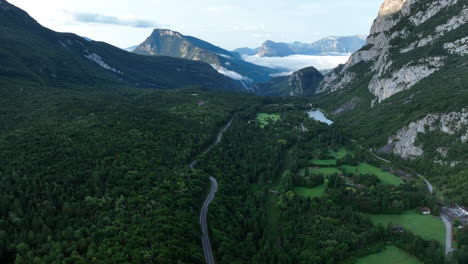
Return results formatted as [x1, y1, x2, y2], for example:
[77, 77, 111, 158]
[309, 148, 350, 166]
[256, 113, 281, 128]
[310, 159, 337, 166]
[329, 148, 349, 159]
[369, 210, 445, 245]
[293, 185, 326, 198]
[309, 167, 342, 175]
[356, 246, 422, 264]
[341, 163, 403, 185]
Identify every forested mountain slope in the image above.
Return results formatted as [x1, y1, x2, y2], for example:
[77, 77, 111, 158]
[0, 1, 240, 91]
[312, 0, 468, 202]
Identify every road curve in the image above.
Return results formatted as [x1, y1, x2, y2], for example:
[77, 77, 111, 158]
[371, 151, 453, 255]
[417, 173, 433, 194]
[442, 215, 455, 255]
[200, 177, 218, 264]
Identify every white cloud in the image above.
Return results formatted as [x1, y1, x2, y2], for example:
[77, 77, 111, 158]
[243, 54, 350, 71]
[211, 65, 250, 81]
[270, 71, 293, 77]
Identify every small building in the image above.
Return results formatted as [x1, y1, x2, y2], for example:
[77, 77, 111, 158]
[422, 207, 432, 215]
[392, 225, 404, 233]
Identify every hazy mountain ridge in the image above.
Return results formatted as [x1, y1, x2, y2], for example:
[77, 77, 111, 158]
[234, 35, 367, 57]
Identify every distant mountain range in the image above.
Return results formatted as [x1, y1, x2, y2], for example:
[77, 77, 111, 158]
[133, 29, 278, 86]
[234, 35, 367, 57]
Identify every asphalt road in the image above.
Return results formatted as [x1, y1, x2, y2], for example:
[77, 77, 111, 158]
[200, 177, 218, 264]
[190, 114, 237, 264]
[417, 173, 433, 194]
[442, 215, 455, 255]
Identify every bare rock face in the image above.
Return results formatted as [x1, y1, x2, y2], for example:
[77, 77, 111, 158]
[318, 0, 467, 103]
[384, 109, 468, 159]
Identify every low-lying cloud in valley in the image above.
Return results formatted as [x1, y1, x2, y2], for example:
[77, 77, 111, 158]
[243, 54, 350, 73]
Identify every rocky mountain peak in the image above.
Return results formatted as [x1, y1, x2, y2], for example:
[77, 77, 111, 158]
[152, 29, 183, 38]
[377, 0, 407, 17]
[319, 0, 467, 103]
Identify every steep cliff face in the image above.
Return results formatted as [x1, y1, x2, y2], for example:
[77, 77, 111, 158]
[314, 0, 468, 163]
[288, 67, 324, 96]
[381, 110, 468, 160]
[318, 0, 467, 102]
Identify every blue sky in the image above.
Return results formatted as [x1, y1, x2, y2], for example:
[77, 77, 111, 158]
[8, 0, 383, 50]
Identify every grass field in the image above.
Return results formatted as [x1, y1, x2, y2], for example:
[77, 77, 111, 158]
[369, 210, 445, 245]
[293, 185, 326, 198]
[341, 163, 403, 185]
[309, 167, 342, 175]
[256, 113, 280, 128]
[356, 246, 422, 264]
[329, 148, 349, 159]
[310, 159, 337, 166]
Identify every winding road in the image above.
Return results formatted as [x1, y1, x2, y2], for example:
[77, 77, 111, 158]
[417, 173, 433, 194]
[200, 177, 218, 264]
[190, 114, 237, 264]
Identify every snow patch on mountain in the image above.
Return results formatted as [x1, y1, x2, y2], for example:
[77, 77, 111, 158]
[84, 52, 122, 74]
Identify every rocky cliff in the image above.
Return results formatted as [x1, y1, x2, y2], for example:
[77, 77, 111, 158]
[314, 0, 468, 164]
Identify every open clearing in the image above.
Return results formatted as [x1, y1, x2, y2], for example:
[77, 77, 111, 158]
[356, 246, 422, 264]
[369, 210, 445, 245]
[341, 163, 403, 185]
[329, 148, 349, 159]
[294, 185, 326, 198]
[256, 113, 280, 128]
[309, 167, 342, 175]
[310, 158, 336, 166]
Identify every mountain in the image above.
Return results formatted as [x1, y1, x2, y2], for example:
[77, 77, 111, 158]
[255, 66, 323, 96]
[258, 40, 295, 57]
[133, 29, 278, 85]
[0, 1, 240, 91]
[235, 36, 367, 57]
[313, 0, 468, 201]
[232, 47, 259, 56]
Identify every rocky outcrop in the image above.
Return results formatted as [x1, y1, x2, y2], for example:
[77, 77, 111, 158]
[444, 36, 468, 55]
[318, 0, 467, 103]
[369, 57, 445, 102]
[288, 67, 324, 96]
[384, 109, 468, 159]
